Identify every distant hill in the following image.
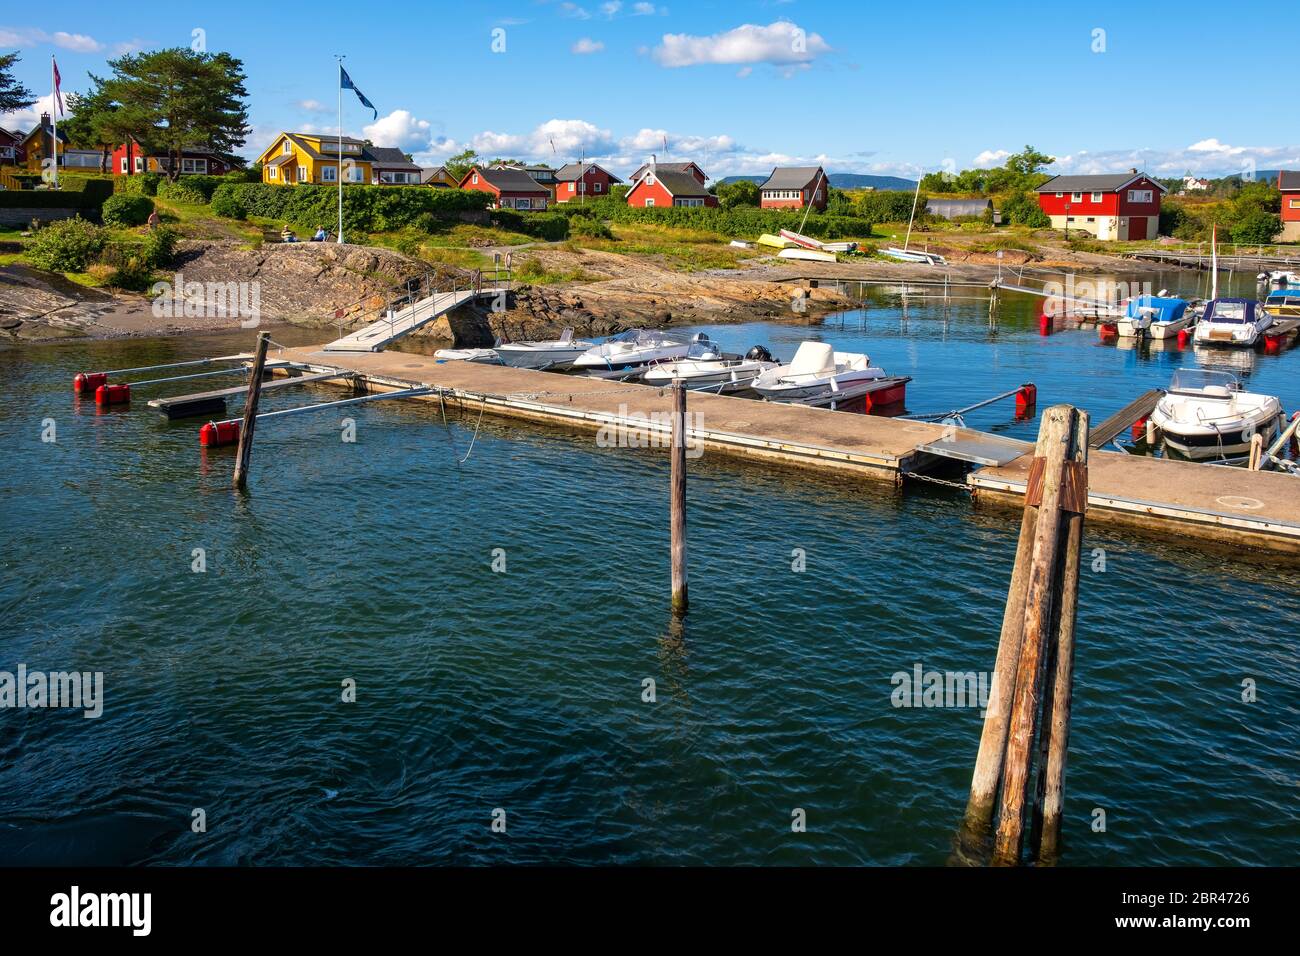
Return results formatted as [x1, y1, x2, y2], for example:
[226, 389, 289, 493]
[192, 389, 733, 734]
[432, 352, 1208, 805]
[719, 173, 917, 191]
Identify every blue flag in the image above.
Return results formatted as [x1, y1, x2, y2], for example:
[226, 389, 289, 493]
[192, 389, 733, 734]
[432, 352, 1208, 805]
[340, 67, 377, 120]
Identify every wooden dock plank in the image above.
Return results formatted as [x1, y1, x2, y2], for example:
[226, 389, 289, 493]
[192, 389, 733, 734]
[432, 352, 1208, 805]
[1090, 389, 1164, 448]
[147, 369, 352, 419]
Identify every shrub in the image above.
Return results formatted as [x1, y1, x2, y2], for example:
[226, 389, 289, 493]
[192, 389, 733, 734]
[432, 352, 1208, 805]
[209, 183, 247, 219]
[999, 190, 1051, 227]
[139, 227, 179, 268]
[25, 218, 107, 272]
[101, 193, 155, 227]
[118, 173, 162, 197]
[569, 215, 614, 239]
[218, 182, 491, 233]
[157, 175, 223, 204]
[1230, 209, 1281, 244]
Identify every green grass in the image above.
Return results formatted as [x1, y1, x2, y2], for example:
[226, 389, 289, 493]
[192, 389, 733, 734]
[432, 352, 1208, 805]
[567, 221, 761, 272]
[512, 256, 599, 284]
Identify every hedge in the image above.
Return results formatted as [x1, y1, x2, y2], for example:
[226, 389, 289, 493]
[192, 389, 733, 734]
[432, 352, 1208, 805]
[157, 175, 225, 204]
[557, 197, 874, 239]
[490, 209, 569, 241]
[101, 193, 154, 227]
[210, 182, 492, 233]
[0, 177, 113, 211]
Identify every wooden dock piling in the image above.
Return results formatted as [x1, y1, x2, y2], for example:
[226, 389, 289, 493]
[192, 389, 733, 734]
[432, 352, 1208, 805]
[959, 404, 1089, 866]
[232, 332, 271, 491]
[670, 380, 688, 613]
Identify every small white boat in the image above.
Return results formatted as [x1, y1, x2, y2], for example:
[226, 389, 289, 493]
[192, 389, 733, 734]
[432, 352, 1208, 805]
[1115, 294, 1192, 339]
[779, 229, 824, 250]
[729, 240, 753, 249]
[1193, 298, 1274, 347]
[494, 328, 595, 370]
[821, 241, 859, 253]
[1258, 270, 1300, 290]
[883, 246, 947, 265]
[572, 329, 706, 373]
[1150, 368, 1282, 460]
[435, 347, 501, 364]
[778, 247, 837, 263]
[751, 341, 909, 407]
[642, 345, 779, 393]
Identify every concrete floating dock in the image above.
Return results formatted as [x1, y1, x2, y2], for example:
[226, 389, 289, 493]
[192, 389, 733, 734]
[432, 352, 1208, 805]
[262, 344, 1300, 557]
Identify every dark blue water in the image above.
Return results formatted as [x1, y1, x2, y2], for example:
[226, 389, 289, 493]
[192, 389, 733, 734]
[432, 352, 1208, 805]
[2, 272, 1298, 866]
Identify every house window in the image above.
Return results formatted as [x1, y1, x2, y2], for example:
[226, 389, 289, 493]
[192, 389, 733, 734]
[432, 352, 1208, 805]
[569, 182, 576, 193]
[594, 182, 602, 193]
[181, 158, 208, 174]
[347, 166, 364, 183]
[134, 156, 144, 173]
[1090, 192, 1102, 202]
[268, 166, 278, 180]
[120, 157, 128, 173]
[1054, 192, 1063, 198]
[283, 141, 292, 155]
[322, 166, 337, 182]
[297, 166, 308, 183]
[645, 198, 655, 207]
[1128, 189, 1152, 203]
[647, 175, 654, 185]
[1071, 192, 1082, 202]
[1086, 217, 1095, 223]
[1290, 199, 1300, 209]
[471, 173, 478, 184]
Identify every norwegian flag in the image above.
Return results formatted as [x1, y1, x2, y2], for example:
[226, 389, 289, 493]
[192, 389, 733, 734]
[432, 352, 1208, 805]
[52, 57, 65, 116]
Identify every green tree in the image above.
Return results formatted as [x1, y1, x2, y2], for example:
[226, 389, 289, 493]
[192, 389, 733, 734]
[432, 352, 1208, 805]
[1230, 209, 1281, 244]
[63, 78, 135, 173]
[715, 179, 760, 209]
[0, 52, 36, 115]
[99, 48, 250, 181]
[1004, 145, 1055, 180]
[444, 148, 480, 181]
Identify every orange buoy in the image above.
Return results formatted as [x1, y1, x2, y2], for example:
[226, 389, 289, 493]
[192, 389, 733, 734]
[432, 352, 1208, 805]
[1177, 328, 1191, 348]
[199, 420, 240, 447]
[95, 383, 130, 406]
[1039, 313, 1052, 336]
[74, 372, 108, 395]
[1015, 383, 1037, 418]
[1099, 322, 1119, 340]
[1131, 416, 1148, 441]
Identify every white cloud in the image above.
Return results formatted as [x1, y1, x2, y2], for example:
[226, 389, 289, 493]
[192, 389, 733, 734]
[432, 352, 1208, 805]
[0, 93, 65, 133]
[653, 20, 831, 68]
[0, 27, 106, 52]
[1187, 137, 1246, 156]
[973, 149, 1010, 167]
[559, 2, 592, 18]
[364, 109, 433, 151]
[601, 1, 622, 16]
[51, 31, 104, 53]
[571, 37, 605, 54]
[1043, 141, 1300, 178]
[632, 2, 666, 14]
[298, 99, 331, 114]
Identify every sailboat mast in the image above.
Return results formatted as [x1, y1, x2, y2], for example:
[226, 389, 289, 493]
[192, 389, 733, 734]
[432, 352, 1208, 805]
[903, 171, 922, 252]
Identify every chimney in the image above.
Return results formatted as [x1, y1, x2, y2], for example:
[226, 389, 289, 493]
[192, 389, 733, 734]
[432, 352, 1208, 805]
[1129, 167, 1137, 174]
[40, 111, 50, 127]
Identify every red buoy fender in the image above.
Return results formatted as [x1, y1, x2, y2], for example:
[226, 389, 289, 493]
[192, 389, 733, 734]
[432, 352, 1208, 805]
[1015, 383, 1037, 418]
[1099, 322, 1118, 340]
[199, 420, 240, 447]
[75, 372, 108, 395]
[1131, 416, 1149, 441]
[95, 383, 130, 405]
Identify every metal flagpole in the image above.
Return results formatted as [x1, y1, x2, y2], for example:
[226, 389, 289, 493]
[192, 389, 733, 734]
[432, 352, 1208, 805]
[337, 56, 345, 244]
[51, 56, 59, 189]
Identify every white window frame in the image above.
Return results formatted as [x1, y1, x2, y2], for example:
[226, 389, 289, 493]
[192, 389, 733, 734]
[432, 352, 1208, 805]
[322, 165, 337, 182]
[346, 166, 364, 183]
[594, 182, 602, 193]
[645, 197, 655, 207]
[1071, 192, 1082, 202]
[181, 157, 208, 175]
[1090, 192, 1103, 202]
[283, 141, 293, 155]
[1127, 189, 1153, 203]
[297, 166, 308, 183]
[268, 166, 277, 180]
[134, 156, 145, 173]
[120, 157, 128, 173]
[471, 173, 479, 184]
[569, 182, 577, 193]
[1289, 199, 1300, 209]
[1054, 192, 1063, 198]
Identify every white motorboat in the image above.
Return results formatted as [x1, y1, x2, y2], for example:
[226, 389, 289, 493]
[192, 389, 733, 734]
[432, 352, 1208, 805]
[882, 247, 947, 265]
[751, 341, 910, 407]
[1258, 269, 1300, 290]
[1115, 294, 1193, 339]
[435, 347, 501, 364]
[494, 328, 595, 370]
[642, 345, 780, 393]
[1150, 368, 1282, 460]
[573, 329, 708, 373]
[1193, 298, 1274, 347]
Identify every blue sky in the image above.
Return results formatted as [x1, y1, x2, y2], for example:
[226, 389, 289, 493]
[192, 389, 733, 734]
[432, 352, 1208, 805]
[3, 1, 1292, 180]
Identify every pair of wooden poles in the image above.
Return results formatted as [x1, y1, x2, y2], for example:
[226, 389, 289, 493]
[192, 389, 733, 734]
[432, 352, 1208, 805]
[960, 404, 1090, 866]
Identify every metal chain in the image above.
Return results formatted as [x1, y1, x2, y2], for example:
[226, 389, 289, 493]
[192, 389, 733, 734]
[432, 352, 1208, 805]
[902, 470, 972, 492]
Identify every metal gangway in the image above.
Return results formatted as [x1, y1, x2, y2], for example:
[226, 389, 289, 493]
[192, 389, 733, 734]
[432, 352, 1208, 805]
[323, 265, 510, 353]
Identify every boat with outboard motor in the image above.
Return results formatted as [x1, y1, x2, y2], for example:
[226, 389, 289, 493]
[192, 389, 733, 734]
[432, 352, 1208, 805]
[751, 341, 909, 408]
[573, 329, 711, 374]
[642, 345, 780, 393]
[1150, 368, 1283, 460]
[495, 328, 595, 370]
[1192, 298, 1274, 347]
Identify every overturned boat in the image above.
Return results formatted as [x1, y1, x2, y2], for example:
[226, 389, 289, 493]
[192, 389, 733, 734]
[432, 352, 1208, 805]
[1150, 368, 1282, 460]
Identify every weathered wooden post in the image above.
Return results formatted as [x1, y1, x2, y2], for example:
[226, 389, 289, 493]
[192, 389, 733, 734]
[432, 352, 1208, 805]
[232, 331, 271, 491]
[992, 405, 1079, 866]
[669, 379, 688, 613]
[1030, 409, 1090, 864]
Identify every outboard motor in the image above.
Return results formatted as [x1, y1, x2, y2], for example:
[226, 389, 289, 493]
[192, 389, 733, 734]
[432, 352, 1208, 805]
[745, 345, 775, 363]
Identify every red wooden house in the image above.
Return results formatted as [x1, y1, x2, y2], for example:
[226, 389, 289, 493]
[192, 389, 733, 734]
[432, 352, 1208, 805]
[759, 166, 827, 210]
[553, 162, 621, 202]
[111, 138, 234, 177]
[459, 165, 551, 210]
[1035, 170, 1165, 241]
[625, 162, 717, 208]
[1279, 171, 1300, 242]
[0, 127, 23, 166]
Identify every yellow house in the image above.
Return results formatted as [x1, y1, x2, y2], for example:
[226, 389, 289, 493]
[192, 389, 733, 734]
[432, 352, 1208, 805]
[20, 113, 69, 172]
[256, 132, 421, 186]
[420, 165, 458, 188]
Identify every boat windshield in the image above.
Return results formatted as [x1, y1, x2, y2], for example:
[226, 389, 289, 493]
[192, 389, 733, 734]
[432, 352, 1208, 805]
[1169, 368, 1239, 393]
[605, 329, 692, 347]
[1205, 301, 1250, 323]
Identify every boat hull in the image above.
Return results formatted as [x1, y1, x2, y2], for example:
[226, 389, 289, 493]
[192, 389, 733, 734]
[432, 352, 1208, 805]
[495, 346, 592, 370]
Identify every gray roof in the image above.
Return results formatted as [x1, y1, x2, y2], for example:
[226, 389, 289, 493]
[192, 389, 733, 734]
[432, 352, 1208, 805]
[470, 166, 551, 193]
[1279, 170, 1300, 191]
[926, 198, 993, 218]
[1036, 172, 1164, 193]
[367, 146, 420, 171]
[641, 169, 711, 198]
[759, 166, 825, 190]
[630, 161, 704, 182]
[555, 162, 621, 183]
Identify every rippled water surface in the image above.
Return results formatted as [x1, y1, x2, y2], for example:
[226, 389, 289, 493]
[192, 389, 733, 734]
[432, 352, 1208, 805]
[2, 272, 1298, 865]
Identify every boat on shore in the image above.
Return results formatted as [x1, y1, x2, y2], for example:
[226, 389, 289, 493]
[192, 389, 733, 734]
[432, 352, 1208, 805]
[778, 247, 837, 263]
[1150, 368, 1282, 460]
[1193, 297, 1274, 347]
[752, 341, 909, 408]
[495, 328, 595, 370]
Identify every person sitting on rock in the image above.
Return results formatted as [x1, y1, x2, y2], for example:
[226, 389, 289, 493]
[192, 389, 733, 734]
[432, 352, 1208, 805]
[281, 225, 298, 243]
[312, 226, 328, 242]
